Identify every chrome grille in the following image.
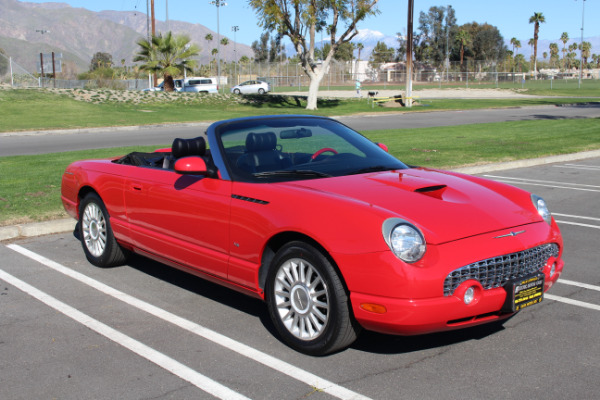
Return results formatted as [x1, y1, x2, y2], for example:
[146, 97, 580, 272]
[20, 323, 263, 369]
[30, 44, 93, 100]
[443, 243, 559, 296]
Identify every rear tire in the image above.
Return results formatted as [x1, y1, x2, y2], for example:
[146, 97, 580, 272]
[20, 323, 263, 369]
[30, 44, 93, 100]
[258, 88, 265, 94]
[79, 193, 129, 267]
[265, 241, 360, 355]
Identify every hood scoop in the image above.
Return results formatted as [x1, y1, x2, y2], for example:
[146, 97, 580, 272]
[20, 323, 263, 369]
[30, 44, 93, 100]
[414, 184, 447, 200]
[415, 184, 447, 193]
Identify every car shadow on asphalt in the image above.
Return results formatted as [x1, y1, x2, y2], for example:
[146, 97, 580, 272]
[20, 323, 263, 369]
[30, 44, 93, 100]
[74, 220, 510, 356]
[351, 320, 510, 355]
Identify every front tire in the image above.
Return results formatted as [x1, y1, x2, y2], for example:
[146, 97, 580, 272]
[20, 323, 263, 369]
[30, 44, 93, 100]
[233, 88, 241, 94]
[79, 193, 129, 267]
[266, 241, 360, 355]
[258, 88, 265, 94]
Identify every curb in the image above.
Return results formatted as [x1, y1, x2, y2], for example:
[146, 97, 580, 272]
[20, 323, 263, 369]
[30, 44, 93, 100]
[0, 219, 76, 242]
[1, 150, 599, 243]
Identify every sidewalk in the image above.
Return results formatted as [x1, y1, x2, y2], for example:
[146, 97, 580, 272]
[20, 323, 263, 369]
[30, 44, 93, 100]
[2, 149, 599, 243]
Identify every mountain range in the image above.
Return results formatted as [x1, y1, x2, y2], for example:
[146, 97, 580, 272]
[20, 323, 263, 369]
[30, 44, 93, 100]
[0, 0, 253, 75]
[1, 0, 598, 77]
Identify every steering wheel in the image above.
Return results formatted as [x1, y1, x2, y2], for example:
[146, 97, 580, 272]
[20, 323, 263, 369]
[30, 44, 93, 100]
[310, 147, 338, 161]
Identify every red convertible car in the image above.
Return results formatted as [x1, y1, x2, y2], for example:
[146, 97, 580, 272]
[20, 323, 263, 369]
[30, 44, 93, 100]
[61, 115, 564, 355]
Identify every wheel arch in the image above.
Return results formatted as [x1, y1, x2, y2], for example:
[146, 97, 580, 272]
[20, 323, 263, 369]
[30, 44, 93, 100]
[258, 231, 348, 294]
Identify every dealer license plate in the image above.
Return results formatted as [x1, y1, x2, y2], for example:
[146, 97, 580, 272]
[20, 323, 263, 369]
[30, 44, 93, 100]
[503, 274, 545, 312]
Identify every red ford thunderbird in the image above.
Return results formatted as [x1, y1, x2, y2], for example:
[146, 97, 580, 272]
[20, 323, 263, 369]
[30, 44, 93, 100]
[61, 115, 564, 355]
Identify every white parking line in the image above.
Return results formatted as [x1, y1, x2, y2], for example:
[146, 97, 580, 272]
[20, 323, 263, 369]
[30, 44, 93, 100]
[554, 164, 600, 171]
[555, 220, 600, 230]
[483, 175, 600, 189]
[0, 268, 250, 400]
[558, 279, 600, 292]
[545, 294, 600, 312]
[553, 213, 600, 222]
[483, 175, 600, 192]
[7, 244, 372, 400]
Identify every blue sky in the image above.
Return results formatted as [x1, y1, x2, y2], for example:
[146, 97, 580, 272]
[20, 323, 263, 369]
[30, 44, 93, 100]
[24, 0, 600, 46]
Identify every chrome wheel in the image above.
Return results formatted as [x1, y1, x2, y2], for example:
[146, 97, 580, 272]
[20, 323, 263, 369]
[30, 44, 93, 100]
[82, 202, 107, 257]
[274, 257, 330, 340]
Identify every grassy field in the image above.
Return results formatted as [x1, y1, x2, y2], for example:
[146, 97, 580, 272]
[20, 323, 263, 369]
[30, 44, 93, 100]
[1, 87, 598, 132]
[1, 118, 598, 226]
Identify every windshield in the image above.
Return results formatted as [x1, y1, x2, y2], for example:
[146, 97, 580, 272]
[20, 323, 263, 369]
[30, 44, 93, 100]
[216, 117, 408, 182]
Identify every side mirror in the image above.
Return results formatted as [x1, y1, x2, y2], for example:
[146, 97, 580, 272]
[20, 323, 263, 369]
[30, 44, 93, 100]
[174, 156, 209, 175]
[377, 143, 389, 153]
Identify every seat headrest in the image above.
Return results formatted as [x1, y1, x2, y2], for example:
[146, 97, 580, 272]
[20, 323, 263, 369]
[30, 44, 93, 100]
[245, 132, 277, 152]
[172, 137, 206, 159]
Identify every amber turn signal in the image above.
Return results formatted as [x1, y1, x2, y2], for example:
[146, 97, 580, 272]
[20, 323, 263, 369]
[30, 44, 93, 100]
[360, 303, 387, 314]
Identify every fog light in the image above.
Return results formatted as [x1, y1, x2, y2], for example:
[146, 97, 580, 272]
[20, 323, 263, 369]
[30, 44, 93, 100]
[464, 287, 475, 305]
[550, 263, 556, 277]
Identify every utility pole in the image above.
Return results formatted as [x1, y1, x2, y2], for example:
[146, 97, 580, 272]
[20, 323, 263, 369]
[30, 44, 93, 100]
[577, 0, 586, 89]
[232, 26, 239, 85]
[406, 0, 414, 108]
[151, 0, 156, 86]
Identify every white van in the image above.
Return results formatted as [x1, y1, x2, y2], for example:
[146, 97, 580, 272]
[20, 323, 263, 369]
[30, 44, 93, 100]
[144, 77, 218, 93]
[181, 77, 218, 93]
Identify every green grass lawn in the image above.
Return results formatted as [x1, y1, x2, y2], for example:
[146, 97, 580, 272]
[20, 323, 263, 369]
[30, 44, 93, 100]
[1, 118, 598, 226]
[1, 88, 598, 133]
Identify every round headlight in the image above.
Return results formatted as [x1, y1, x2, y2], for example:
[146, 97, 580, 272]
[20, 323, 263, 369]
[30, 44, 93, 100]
[532, 194, 551, 224]
[388, 223, 426, 263]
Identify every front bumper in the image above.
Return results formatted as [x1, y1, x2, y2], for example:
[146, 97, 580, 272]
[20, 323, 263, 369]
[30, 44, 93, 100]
[333, 220, 563, 335]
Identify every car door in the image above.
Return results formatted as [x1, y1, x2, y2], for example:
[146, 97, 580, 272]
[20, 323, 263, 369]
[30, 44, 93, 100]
[124, 167, 232, 279]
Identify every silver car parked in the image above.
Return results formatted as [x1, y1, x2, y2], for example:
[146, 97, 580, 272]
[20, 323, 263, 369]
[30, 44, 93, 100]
[230, 80, 270, 94]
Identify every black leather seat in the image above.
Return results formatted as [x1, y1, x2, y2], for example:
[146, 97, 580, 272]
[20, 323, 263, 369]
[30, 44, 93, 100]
[164, 137, 206, 169]
[237, 132, 290, 173]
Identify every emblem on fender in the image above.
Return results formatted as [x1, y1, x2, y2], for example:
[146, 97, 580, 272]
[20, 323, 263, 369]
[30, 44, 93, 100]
[494, 230, 526, 239]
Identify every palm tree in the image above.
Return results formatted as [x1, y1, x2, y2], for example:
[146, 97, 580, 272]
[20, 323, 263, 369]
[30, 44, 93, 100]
[549, 43, 559, 68]
[134, 31, 199, 92]
[510, 38, 521, 72]
[529, 12, 545, 77]
[357, 43, 364, 61]
[579, 41, 592, 69]
[220, 37, 229, 63]
[560, 32, 569, 71]
[455, 29, 471, 67]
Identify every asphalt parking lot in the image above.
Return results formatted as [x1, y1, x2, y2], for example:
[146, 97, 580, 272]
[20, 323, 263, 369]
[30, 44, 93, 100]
[1, 158, 598, 400]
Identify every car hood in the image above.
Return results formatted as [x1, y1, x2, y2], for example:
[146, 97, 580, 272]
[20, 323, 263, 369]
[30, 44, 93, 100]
[286, 168, 541, 244]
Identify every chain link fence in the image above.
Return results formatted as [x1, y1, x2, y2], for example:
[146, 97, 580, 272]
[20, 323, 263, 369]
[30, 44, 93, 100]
[2, 50, 598, 92]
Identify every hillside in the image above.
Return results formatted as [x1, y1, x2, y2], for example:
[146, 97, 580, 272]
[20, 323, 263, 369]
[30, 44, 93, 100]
[0, 0, 253, 74]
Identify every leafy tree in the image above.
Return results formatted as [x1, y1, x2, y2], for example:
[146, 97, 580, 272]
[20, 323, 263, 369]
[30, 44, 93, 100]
[417, 5, 456, 66]
[249, 0, 379, 110]
[395, 33, 407, 61]
[239, 55, 250, 63]
[369, 41, 394, 66]
[269, 33, 286, 62]
[90, 52, 113, 71]
[467, 23, 506, 64]
[0, 47, 8, 77]
[251, 32, 269, 63]
[134, 31, 199, 92]
[334, 41, 355, 61]
[529, 12, 545, 76]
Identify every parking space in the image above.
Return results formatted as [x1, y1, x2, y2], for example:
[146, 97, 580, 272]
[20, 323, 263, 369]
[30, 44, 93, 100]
[1, 158, 599, 399]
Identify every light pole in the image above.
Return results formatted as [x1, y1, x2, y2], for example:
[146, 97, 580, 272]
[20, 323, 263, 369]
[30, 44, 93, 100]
[232, 26, 239, 85]
[406, 0, 414, 108]
[577, 0, 586, 88]
[210, 0, 227, 93]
